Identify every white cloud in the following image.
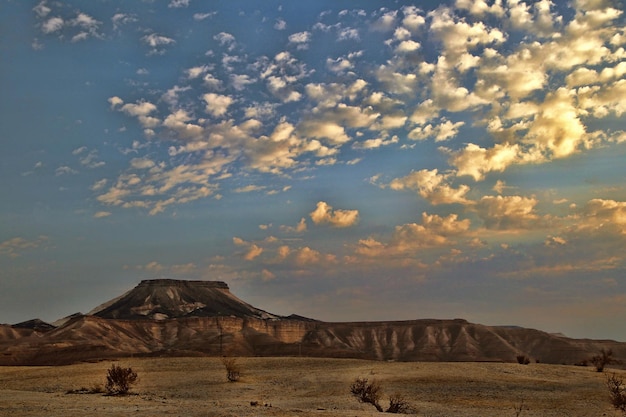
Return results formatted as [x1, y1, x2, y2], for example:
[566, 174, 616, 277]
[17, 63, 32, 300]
[193, 12, 216, 21]
[203, 93, 233, 118]
[274, 18, 286, 30]
[142, 33, 176, 53]
[388, 169, 471, 205]
[371, 10, 397, 32]
[310, 201, 359, 228]
[33, 2, 51, 18]
[395, 40, 421, 53]
[288, 31, 311, 48]
[214, 32, 236, 49]
[456, 0, 505, 16]
[168, 0, 190, 8]
[186, 65, 210, 79]
[42, 17, 64, 34]
[448, 143, 521, 181]
[408, 119, 464, 142]
[230, 74, 255, 91]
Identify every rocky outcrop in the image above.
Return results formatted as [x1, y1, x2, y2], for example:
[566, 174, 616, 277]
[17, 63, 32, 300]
[90, 279, 278, 321]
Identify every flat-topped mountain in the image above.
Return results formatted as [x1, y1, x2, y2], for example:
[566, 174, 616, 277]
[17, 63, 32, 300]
[89, 279, 279, 320]
[1, 279, 626, 366]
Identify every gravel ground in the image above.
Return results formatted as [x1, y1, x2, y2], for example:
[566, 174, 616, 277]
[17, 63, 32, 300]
[0, 357, 621, 417]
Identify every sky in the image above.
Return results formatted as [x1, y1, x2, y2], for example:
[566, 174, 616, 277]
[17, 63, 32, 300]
[1, 0, 626, 341]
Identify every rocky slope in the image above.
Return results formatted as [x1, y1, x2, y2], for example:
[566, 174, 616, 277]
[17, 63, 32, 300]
[1, 279, 625, 365]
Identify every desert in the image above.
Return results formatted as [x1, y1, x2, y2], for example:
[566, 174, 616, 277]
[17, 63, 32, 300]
[0, 357, 622, 417]
[2, 280, 626, 416]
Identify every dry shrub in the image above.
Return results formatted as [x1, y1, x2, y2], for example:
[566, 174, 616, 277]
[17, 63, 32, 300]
[221, 356, 241, 382]
[516, 355, 530, 365]
[350, 377, 383, 412]
[591, 348, 616, 372]
[607, 373, 626, 414]
[386, 392, 411, 414]
[105, 364, 138, 395]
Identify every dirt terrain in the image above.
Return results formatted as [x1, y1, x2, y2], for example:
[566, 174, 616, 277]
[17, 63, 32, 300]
[0, 357, 621, 417]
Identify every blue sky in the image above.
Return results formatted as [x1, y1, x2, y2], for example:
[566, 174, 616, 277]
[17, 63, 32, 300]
[2, 0, 626, 340]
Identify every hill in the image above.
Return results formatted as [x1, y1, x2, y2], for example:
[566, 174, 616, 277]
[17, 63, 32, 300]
[1, 279, 625, 366]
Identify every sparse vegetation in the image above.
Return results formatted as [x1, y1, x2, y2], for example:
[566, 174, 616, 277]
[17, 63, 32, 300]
[105, 364, 138, 395]
[66, 384, 104, 395]
[516, 355, 530, 365]
[607, 373, 626, 414]
[386, 392, 412, 413]
[221, 356, 241, 382]
[350, 377, 384, 412]
[350, 377, 412, 413]
[591, 348, 616, 372]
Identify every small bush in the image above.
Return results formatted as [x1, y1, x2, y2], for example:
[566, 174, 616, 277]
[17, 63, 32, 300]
[386, 392, 411, 414]
[221, 356, 241, 382]
[516, 355, 530, 365]
[105, 364, 138, 395]
[591, 348, 616, 372]
[607, 373, 626, 414]
[350, 377, 383, 412]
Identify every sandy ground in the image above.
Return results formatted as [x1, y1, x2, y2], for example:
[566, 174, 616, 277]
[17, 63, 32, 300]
[0, 357, 622, 417]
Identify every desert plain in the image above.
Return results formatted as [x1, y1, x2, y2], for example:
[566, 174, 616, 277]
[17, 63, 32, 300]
[0, 357, 622, 417]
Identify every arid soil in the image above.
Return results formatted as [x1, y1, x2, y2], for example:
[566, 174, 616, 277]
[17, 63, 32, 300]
[0, 357, 621, 417]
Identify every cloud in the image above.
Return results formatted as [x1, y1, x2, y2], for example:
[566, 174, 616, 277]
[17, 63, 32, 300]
[55, 165, 78, 176]
[203, 93, 233, 118]
[193, 12, 216, 21]
[93, 211, 112, 218]
[408, 119, 464, 142]
[310, 201, 359, 228]
[41, 16, 64, 34]
[371, 10, 397, 32]
[168, 0, 190, 8]
[388, 169, 471, 205]
[0, 236, 49, 258]
[476, 195, 545, 230]
[280, 218, 307, 233]
[112, 13, 137, 30]
[577, 199, 626, 234]
[142, 33, 175, 54]
[447, 143, 521, 181]
[274, 18, 286, 30]
[355, 212, 470, 257]
[214, 32, 236, 50]
[33, 1, 51, 18]
[288, 31, 311, 49]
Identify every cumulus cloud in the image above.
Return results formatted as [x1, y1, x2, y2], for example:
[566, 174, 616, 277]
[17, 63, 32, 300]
[41, 16, 64, 34]
[447, 143, 521, 181]
[310, 201, 359, 228]
[203, 93, 233, 118]
[577, 199, 626, 234]
[476, 195, 545, 230]
[288, 31, 311, 49]
[355, 212, 470, 257]
[388, 169, 471, 205]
